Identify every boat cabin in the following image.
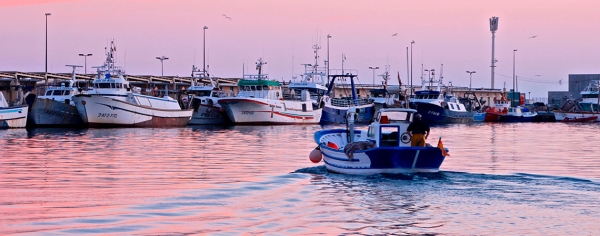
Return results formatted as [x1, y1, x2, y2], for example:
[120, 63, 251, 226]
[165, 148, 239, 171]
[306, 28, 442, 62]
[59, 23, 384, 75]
[236, 79, 282, 100]
[42, 84, 75, 97]
[411, 90, 468, 112]
[366, 108, 417, 148]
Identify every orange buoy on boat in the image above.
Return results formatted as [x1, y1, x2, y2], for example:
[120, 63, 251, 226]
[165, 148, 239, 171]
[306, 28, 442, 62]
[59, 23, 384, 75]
[327, 142, 339, 149]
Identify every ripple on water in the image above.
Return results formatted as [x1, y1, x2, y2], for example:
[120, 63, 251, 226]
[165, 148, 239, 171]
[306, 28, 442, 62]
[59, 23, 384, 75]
[0, 123, 599, 234]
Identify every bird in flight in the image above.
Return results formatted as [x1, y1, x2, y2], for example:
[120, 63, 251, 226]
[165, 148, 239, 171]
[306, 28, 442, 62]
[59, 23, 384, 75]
[392, 33, 398, 36]
[528, 35, 538, 39]
[222, 14, 232, 20]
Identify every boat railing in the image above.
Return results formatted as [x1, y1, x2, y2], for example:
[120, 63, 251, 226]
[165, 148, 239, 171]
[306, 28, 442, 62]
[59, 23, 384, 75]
[303, 67, 327, 75]
[330, 97, 373, 107]
[237, 90, 281, 100]
[328, 69, 359, 77]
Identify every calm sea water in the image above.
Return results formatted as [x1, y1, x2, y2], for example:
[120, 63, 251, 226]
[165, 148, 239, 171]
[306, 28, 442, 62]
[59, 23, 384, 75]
[1, 122, 599, 235]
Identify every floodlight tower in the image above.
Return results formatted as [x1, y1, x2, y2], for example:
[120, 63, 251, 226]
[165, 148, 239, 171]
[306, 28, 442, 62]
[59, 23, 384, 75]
[490, 16, 499, 89]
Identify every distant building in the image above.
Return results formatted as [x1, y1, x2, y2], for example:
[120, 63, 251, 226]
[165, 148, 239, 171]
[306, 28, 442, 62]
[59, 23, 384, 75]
[568, 74, 600, 96]
[547, 74, 600, 108]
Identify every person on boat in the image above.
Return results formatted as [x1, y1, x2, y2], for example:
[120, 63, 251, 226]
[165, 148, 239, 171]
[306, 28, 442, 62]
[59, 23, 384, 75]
[407, 113, 430, 147]
[152, 86, 158, 97]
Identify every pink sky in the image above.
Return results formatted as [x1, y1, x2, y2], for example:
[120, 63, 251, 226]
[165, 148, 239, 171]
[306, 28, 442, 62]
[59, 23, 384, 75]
[1, 0, 600, 98]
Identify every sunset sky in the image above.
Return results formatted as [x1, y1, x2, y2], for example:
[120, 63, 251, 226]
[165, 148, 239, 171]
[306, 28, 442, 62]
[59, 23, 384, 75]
[1, 0, 600, 98]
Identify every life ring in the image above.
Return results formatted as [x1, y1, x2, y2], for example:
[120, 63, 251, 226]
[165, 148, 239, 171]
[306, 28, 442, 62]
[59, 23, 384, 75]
[400, 132, 411, 144]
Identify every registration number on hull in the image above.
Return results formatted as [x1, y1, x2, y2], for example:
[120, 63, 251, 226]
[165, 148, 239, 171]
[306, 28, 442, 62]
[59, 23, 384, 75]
[428, 111, 440, 116]
[98, 113, 118, 118]
[241, 111, 254, 115]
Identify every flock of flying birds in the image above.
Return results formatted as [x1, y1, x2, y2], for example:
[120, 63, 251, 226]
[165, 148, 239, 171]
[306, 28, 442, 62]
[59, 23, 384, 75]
[221, 14, 540, 40]
[391, 32, 538, 39]
[221, 15, 539, 40]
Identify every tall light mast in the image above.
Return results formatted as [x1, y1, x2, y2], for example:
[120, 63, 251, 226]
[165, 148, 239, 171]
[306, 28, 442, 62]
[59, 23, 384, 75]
[490, 16, 499, 89]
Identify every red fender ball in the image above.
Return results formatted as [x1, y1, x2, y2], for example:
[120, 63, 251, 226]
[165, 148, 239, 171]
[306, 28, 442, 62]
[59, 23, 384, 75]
[309, 147, 322, 163]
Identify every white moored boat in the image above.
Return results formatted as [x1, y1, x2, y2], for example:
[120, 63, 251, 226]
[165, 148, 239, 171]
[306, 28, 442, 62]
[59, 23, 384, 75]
[185, 65, 230, 125]
[219, 58, 322, 125]
[29, 65, 85, 126]
[287, 44, 328, 105]
[72, 41, 192, 127]
[553, 81, 600, 122]
[0, 91, 28, 128]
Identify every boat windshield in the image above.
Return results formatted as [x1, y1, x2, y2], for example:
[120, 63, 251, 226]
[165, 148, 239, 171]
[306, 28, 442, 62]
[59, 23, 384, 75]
[94, 82, 122, 89]
[382, 111, 411, 122]
[186, 91, 210, 97]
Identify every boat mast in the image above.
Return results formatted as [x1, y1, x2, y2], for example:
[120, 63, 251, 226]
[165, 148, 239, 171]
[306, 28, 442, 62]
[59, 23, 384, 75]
[438, 64, 443, 92]
[350, 74, 358, 106]
[65, 64, 82, 88]
[190, 65, 197, 87]
[256, 58, 267, 80]
[313, 43, 320, 74]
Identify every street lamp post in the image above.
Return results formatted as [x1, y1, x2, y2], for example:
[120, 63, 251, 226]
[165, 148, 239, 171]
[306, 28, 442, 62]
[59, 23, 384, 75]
[156, 56, 169, 76]
[410, 40, 415, 95]
[368, 66, 379, 85]
[327, 34, 331, 80]
[466, 71, 476, 90]
[203, 26, 208, 73]
[78, 54, 92, 74]
[45, 13, 51, 75]
[512, 49, 517, 92]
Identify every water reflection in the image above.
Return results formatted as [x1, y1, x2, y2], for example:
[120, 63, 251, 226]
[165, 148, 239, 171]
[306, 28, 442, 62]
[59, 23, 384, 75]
[1, 123, 600, 234]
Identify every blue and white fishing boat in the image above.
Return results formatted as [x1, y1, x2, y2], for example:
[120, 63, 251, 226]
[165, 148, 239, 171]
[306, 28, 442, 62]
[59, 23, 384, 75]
[0, 91, 28, 128]
[311, 108, 449, 175]
[29, 65, 85, 126]
[499, 106, 537, 122]
[185, 65, 230, 125]
[72, 41, 192, 127]
[409, 71, 475, 123]
[319, 69, 375, 124]
[287, 44, 328, 105]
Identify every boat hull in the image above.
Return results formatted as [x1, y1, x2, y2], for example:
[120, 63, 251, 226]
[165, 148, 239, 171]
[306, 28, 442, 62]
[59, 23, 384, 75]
[29, 98, 84, 126]
[412, 102, 474, 123]
[560, 116, 597, 122]
[0, 106, 28, 128]
[484, 112, 503, 122]
[499, 114, 536, 122]
[219, 98, 322, 125]
[320, 146, 446, 175]
[554, 111, 600, 122]
[320, 104, 375, 124]
[474, 112, 486, 122]
[72, 94, 192, 127]
[189, 102, 229, 125]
